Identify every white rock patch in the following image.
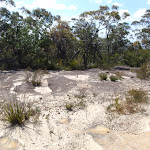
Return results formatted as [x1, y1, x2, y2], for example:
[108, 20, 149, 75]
[64, 75, 90, 81]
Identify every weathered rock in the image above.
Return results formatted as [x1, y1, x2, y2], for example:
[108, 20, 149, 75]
[0, 137, 21, 150]
[0, 69, 150, 150]
[85, 126, 110, 135]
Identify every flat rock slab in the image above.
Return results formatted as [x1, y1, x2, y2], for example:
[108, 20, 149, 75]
[0, 137, 21, 150]
[0, 69, 150, 150]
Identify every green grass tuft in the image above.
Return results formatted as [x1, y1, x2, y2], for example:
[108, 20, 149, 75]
[1, 96, 39, 126]
[99, 73, 107, 81]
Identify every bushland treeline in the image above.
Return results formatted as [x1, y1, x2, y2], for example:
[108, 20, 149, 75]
[0, 0, 150, 70]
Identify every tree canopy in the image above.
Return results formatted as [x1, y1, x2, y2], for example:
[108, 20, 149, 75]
[0, 2, 150, 70]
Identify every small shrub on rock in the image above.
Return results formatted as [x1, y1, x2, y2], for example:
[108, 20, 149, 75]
[0, 96, 38, 126]
[107, 98, 125, 114]
[110, 75, 118, 82]
[126, 89, 148, 104]
[136, 63, 150, 80]
[26, 70, 43, 86]
[99, 73, 107, 81]
[107, 89, 148, 115]
[65, 103, 74, 111]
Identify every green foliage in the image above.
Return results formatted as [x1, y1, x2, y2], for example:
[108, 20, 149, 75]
[132, 10, 150, 49]
[65, 103, 74, 111]
[1, 97, 37, 126]
[107, 89, 148, 114]
[0, 0, 15, 6]
[76, 100, 86, 109]
[69, 59, 83, 70]
[136, 63, 150, 79]
[107, 98, 125, 114]
[99, 73, 107, 81]
[123, 49, 150, 67]
[127, 89, 148, 104]
[65, 100, 86, 111]
[0, 4, 149, 71]
[110, 75, 118, 82]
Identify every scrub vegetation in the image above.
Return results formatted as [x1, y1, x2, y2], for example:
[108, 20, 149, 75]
[0, 0, 150, 71]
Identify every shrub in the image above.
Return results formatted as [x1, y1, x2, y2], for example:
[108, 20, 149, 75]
[126, 89, 148, 104]
[110, 75, 118, 82]
[107, 98, 125, 114]
[99, 73, 107, 81]
[65, 103, 74, 111]
[76, 100, 86, 109]
[107, 89, 148, 115]
[1, 96, 37, 126]
[69, 60, 79, 70]
[65, 100, 86, 111]
[26, 70, 43, 86]
[136, 63, 150, 80]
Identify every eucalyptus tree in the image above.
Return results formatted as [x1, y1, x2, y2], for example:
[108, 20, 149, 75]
[0, 0, 15, 6]
[19, 7, 55, 69]
[72, 17, 99, 69]
[80, 5, 130, 63]
[50, 20, 76, 64]
[0, 5, 55, 69]
[0, 7, 25, 69]
[109, 22, 130, 54]
[132, 9, 150, 49]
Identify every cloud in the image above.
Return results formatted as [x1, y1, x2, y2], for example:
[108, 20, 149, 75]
[113, 2, 123, 7]
[107, 0, 112, 4]
[133, 9, 146, 19]
[148, 0, 150, 4]
[119, 9, 146, 23]
[24, 0, 77, 10]
[95, 0, 102, 3]
[94, 0, 112, 4]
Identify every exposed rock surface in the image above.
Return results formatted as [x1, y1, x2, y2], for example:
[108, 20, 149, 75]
[0, 68, 150, 150]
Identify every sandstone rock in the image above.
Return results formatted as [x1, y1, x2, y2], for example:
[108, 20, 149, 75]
[0, 137, 21, 150]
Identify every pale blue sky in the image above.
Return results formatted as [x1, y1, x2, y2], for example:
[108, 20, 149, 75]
[1, 0, 150, 22]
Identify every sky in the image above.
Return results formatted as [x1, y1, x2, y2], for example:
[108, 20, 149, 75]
[0, 0, 150, 22]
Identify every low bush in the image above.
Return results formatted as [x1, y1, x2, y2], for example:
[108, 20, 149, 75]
[69, 59, 80, 70]
[126, 89, 148, 104]
[99, 73, 107, 81]
[110, 75, 118, 82]
[65, 100, 86, 111]
[26, 70, 43, 86]
[107, 98, 125, 114]
[107, 89, 148, 115]
[136, 63, 150, 80]
[76, 100, 86, 109]
[65, 103, 74, 111]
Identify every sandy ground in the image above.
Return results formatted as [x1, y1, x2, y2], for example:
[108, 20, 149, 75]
[0, 68, 150, 150]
